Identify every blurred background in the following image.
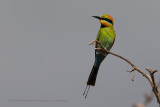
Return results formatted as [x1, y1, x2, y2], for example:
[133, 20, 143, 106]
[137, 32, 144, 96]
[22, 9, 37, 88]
[0, 0, 160, 107]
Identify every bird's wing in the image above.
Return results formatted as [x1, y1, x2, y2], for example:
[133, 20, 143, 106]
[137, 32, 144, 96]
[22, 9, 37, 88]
[104, 28, 116, 50]
[95, 30, 101, 56]
[108, 28, 116, 49]
[95, 29, 101, 48]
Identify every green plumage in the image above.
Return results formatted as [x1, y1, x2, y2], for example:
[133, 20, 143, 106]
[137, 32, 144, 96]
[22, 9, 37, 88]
[96, 26, 115, 50]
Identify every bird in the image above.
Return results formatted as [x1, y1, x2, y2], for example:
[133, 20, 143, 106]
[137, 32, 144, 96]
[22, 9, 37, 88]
[83, 14, 116, 98]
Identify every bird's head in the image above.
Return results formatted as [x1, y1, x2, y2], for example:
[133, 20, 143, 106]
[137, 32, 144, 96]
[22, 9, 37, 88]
[92, 14, 114, 27]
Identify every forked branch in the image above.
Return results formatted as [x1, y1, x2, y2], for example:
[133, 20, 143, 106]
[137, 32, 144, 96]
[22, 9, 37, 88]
[89, 40, 160, 104]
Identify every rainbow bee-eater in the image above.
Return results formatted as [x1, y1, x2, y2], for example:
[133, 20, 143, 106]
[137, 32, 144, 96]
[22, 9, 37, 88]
[83, 14, 116, 98]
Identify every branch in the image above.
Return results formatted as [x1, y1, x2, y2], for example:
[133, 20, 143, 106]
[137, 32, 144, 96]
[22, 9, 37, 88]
[89, 40, 160, 104]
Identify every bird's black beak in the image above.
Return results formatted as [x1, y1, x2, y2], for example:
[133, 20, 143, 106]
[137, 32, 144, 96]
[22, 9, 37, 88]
[92, 16, 101, 20]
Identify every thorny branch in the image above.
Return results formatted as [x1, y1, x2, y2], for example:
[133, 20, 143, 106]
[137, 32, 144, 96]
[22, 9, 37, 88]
[88, 40, 160, 104]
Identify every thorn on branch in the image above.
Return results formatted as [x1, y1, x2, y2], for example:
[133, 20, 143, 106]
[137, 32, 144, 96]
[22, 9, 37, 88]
[145, 67, 151, 73]
[132, 71, 136, 81]
[128, 67, 136, 73]
[153, 70, 158, 74]
[127, 67, 136, 81]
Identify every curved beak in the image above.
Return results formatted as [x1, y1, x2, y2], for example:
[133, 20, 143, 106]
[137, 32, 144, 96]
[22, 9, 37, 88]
[92, 16, 101, 20]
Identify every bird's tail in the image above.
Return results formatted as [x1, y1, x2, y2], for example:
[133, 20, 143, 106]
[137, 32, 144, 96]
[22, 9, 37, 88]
[83, 64, 99, 98]
[87, 64, 99, 86]
[83, 53, 106, 98]
[87, 53, 106, 86]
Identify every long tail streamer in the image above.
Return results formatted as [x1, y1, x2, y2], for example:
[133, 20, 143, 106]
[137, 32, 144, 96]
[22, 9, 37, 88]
[83, 85, 90, 98]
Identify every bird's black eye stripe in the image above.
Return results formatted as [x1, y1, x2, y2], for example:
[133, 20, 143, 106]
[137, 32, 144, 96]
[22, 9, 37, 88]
[101, 18, 113, 24]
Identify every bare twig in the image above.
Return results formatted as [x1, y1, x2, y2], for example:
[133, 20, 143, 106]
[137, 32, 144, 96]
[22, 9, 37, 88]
[145, 68, 160, 103]
[89, 40, 160, 104]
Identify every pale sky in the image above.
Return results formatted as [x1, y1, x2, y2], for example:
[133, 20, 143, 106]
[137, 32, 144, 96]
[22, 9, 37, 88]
[0, 0, 160, 107]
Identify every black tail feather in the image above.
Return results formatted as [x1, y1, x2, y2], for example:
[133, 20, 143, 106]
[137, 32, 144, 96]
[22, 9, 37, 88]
[83, 85, 90, 98]
[83, 62, 100, 98]
[87, 65, 99, 86]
